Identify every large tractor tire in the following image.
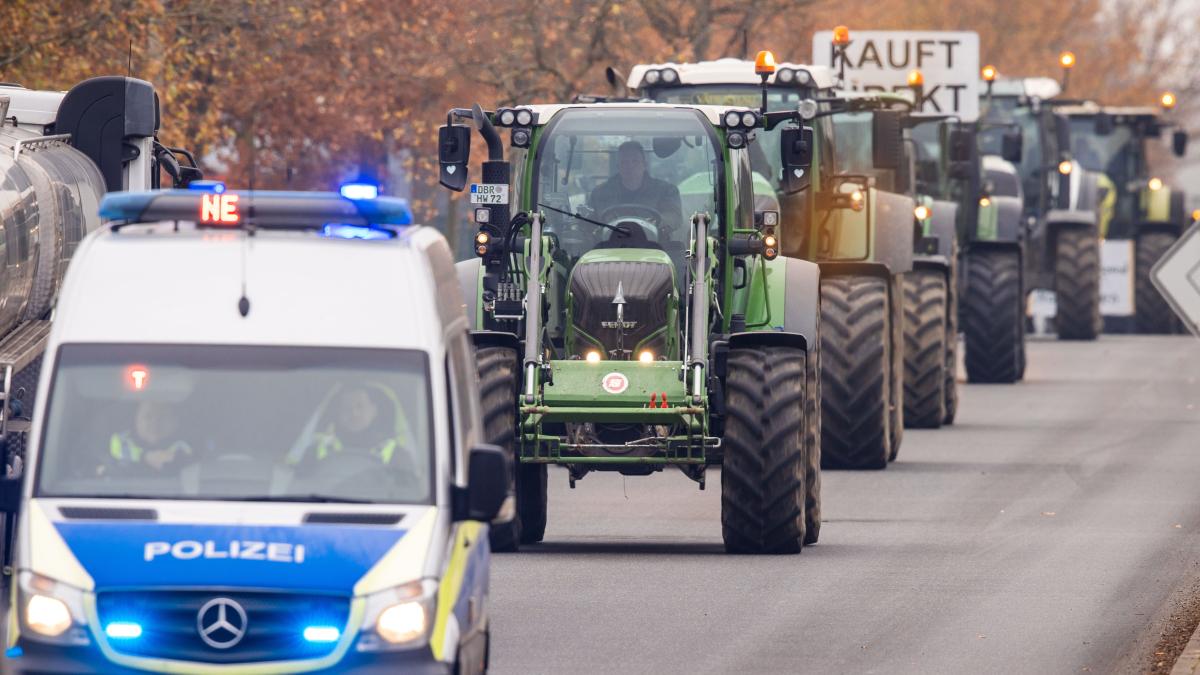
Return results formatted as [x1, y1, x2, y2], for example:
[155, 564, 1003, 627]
[1054, 228, 1101, 340]
[901, 270, 948, 429]
[888, 275, 904, 461]
[1135, 231, 1183, 334]
[820, 275, 891, 470]
[721, 345, 808, 554]
[963, 249, 1023, 383]
[477, 346, 547, 551]
[803, 312, 822, 546]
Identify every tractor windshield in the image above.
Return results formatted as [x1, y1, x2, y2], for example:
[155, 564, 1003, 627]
[1069, 117, 1141, 188]
[980, 96, 1046, 210]
[832, 111, 901, 192]
[534, 106, 721, 264]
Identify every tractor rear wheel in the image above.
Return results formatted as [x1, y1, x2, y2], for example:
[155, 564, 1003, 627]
[943, 259, 959, 424]
[820, 275, 891, 470]
[721, 345, 807, 554]
[1135, 231, 1183, 334]
[477, 346, 546, 552]
[1054, 228, 1101, 340]
[902, 270, 947, 429]
[963, 249, 1023, 383]
[888, 275, 904, 461]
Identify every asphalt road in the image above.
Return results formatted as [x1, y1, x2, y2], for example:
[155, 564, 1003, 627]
[489, 336, 1200, 674]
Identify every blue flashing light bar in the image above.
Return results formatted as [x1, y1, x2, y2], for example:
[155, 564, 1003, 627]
[99, 190, 413, 228]
[187, 180, 227, 194]
[340, 182, 379, 200]
[105, 622, 143, 639]
[322, 224, 393, 240]
[303, 625, 341, 643]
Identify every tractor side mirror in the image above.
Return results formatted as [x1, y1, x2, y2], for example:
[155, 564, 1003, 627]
[438, 124, 472, 192]
[1094, 112, 1114, 136]
[1001, 129, 1023, 163]
[1173, 130, 1189, 158]
[872, 110, 904, 171]
[0, 475, 21, 514]
[948, 128, 973, 163]
[779, 126, 814, 194]
[457, 444, 512, 523]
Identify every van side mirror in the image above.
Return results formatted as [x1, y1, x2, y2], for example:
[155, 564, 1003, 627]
[779, 126, 814, 194]
[1174, 130, 1188, 158]
[1094, 112, 1114, 136]
[0, 475, 21, 514]
[438, 124, 472, 192]
[1001, 129, 1023, 163]
[457, 444, 512, 523]
[872, 110, 904, 171]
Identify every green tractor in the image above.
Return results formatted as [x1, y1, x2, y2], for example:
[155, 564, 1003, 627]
[979, 69, 1108, 342]
[630, 57, 918, 466]
[438, 93, 824, 553]
[1059, 97, 1190, 333]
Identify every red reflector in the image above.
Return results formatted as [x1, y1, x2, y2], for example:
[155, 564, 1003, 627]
[200, 194, 240, 225]
[125, 365, 149, 391]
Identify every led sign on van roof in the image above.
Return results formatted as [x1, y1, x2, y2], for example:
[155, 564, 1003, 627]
[200, 193, 240, 225]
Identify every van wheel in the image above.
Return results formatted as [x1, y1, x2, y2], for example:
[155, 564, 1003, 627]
[477, 346, 523, 552]
[721, 345, 807, 554]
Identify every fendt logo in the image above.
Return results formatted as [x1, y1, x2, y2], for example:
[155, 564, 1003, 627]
[144, 540, 307, 564]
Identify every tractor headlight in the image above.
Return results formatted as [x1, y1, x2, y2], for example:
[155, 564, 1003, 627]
[17, 572, 89, 646]
[644, 69, 661, 85]
[723, 111, 742, 128]
[1148, 177, 1163, 191]
[727, 131, 747, 149]
[357, 580, 437, 652]
[797, 99, 819, 121]
[740, 111, 758, 128]
[660, 68, 679, 83]
[776, 68, 795, 84]
[794, 69, 814, 86]
[515, 108, 534, 127]
[497, 109, 516, 126]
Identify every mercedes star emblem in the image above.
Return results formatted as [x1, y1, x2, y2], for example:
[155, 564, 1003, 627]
[196, 597, 248, 649]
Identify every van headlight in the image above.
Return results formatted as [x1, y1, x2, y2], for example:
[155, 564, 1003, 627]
[17, 572, 90, 645]
[356, 579, 437, 652]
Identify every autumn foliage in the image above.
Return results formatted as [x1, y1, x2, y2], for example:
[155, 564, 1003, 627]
[2, 0, 1195, 249]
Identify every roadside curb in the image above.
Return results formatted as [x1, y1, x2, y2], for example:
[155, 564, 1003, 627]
[1172, 624, 1200, 674]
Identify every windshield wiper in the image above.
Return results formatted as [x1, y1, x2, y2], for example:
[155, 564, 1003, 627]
[236, 494, 374, 504]
[537, 202, 629, 235]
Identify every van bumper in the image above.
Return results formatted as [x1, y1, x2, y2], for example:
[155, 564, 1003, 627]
[6, 639, 451, 674]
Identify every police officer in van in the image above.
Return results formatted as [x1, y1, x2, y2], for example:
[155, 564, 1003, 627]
[309, 384, 412, 466]
[104, 400, 192, 474]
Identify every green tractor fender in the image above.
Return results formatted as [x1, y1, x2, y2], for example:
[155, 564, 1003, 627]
[737, 255, 820, 352]
[873, 189, 917, 276]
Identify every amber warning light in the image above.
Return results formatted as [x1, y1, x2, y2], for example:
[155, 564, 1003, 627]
[200, 193, 240, 225]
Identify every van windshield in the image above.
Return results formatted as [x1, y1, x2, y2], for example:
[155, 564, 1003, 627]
[36, 344, 433, 504]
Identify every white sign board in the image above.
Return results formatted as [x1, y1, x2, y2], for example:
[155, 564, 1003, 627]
[1151, 221, 1200, 338]
[812, 31, 980, 121]
[1100, 239, 1134, 316]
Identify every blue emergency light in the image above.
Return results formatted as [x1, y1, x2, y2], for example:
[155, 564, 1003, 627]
[303, 625, 341, 643]
[339, 181, 379, 200]
[104, 621, 144, 639]
[187, 180, 227, 194]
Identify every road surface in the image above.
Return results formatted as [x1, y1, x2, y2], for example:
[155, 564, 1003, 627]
[489, 336, 1200, 674]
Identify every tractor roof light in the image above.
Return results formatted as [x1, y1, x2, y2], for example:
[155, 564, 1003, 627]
[1160, 91, 1177, 110]
[833, 25, 851, 46]
[776, 68, 796, 84]
[981, 65, 997, 82]
[907, 69, 924, 87]
[1059, 51, 1076, 69]
[755, 50, 777, 76]
[643, 69, 662, 86]
[660, 68, 679, 84]
[1192, 208, 1200, 223]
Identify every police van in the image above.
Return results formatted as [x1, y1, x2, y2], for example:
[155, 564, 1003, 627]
[0, 185, 508, 674]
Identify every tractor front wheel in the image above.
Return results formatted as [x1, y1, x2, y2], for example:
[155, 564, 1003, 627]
[901, 269, 948, 429]
[1135, 231, 1183, 334]
[1054, 228, 1101, 340]
[721, 345, 808, 554]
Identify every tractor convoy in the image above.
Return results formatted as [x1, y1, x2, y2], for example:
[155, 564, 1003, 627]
[0, 30, 1190, 563]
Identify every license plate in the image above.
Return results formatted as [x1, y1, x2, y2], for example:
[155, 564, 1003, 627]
[470, 184, 509, 205]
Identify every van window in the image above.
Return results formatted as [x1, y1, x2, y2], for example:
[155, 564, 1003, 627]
[36, 344, 434, 504]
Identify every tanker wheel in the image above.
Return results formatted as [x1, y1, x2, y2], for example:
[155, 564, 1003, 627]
[820, 275, 891, 470]
[1054, 228, 1101, 340]
[803, 310, 822, 546]
[888, 274, 904, 461]
[1135, 231, 1183, 334]
[963, 249, 1023, 383]
[720, 345, 808, 554]
[477, 346, 546, 551]
[901, 269, 947, 429]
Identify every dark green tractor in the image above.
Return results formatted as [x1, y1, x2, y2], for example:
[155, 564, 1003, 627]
[439, 94, 824, 554]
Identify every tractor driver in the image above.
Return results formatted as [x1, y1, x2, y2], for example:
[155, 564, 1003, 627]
[590, 141, 684, 237]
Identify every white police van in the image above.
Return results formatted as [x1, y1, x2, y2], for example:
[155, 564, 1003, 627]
[0, 184, 508, 673]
